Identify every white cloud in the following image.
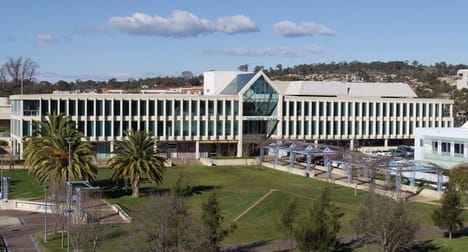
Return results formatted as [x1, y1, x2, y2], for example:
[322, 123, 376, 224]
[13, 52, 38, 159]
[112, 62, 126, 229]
[36, 33, 56, 47]
[108, 10, 258, 37]
[216, 15, 258, 34]
[273, 20, 335, 37]
[205, 46, 323, 57]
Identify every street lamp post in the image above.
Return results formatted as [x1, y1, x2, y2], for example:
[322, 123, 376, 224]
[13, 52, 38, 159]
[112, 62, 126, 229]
[43, 184, 48, 243]
[65, 137, 73, 252]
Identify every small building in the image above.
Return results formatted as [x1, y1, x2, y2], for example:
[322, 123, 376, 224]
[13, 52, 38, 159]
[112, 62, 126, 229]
[414, 122, 468, 169]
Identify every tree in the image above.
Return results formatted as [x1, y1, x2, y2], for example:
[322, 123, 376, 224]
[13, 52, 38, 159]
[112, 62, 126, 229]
[278, 198, 298, 250]
[107, 129, 166, 197]
[449, 163, 468, 192]
[201, 192, 235, 251]
[181, 70, 194, 80]
[294, 186, 343, 252]
[432, 186, 464, 239]
[125, 193, 207, 252]
[352, 193, 419, 252]
[71, 208, 112, 252]
[23, 113, 97, 186]
[238, 64, 249, 72]
[0, 57, 39, 94]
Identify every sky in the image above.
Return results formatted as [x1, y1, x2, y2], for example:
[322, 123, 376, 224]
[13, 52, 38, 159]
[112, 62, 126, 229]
[1, 0, 467, 82]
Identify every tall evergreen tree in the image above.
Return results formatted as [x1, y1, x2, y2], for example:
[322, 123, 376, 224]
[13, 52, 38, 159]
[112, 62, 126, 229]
[432, 186, 464, 239]
[201, 192, 234, 251]
[294, 186, 343, 252]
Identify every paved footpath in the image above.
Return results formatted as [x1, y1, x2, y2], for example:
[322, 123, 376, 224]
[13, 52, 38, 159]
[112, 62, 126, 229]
[0, 210, 58, 252]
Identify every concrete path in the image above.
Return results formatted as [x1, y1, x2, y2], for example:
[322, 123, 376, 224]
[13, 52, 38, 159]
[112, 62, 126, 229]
[0, 210, 55, 252]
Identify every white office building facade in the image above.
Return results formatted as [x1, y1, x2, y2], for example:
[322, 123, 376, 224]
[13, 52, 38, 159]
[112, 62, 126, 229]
[10, 71, 454, 159]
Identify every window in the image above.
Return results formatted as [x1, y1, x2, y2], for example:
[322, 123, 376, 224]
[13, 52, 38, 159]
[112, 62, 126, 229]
[105, 100, 112, 116]
[183, 121, 189, 136]
[208, 120, 214, 136]
[175, 101, 181, 116]
[69, 100, 76, 115]
[96, 100, 103, 116]
[166, 100, 172, 116]
[149, 101, 155, 116]
[208, 101, 214, 116]
[183, 100, 189, 116]
[87, 100, 94, 116]
[200, 101, 206, 116]
[441, 142, 450, 154]
[191, 101, 198, 116]
[131, 100, 138, 116]
[217, 100, 223, 116]
[455, 143, 464, 155]
[191, 121, 198, 136]
[140, 100, 147, 116]
[217, 121, 223, 135]
[114, 100, 121, 116]
[157, 100, 164, 115]
[297, 102, 302, 116]
[78, 100, 85, 116]
[432, 141, 438, 152]
[123, 100, 129, 116]
[225, 101, 231, 115]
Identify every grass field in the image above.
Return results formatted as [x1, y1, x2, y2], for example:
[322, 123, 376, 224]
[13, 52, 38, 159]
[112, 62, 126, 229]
[3, 166, 468, 251]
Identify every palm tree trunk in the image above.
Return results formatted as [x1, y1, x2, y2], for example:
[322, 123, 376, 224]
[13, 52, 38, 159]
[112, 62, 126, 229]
[132, 183, 139, 197]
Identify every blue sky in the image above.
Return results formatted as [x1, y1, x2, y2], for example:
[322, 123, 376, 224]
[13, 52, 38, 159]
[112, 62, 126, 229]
[1, 0, 467, 82]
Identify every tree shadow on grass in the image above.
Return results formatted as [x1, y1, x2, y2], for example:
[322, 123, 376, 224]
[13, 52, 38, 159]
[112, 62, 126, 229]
[409, 240, 441, 251]
[94, 178, 219, 199]
[222, 240, 272, 252]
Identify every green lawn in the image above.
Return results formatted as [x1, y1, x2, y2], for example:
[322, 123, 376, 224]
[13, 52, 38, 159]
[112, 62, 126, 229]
[3, 166, 468, 251]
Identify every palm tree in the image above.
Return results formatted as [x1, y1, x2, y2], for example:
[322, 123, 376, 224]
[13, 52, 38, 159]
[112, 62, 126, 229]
[23, 114, 97, 187]
[107, 129, 166, 197]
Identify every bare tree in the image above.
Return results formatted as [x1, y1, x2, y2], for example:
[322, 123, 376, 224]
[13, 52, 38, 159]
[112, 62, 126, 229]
[0, 57, 39, 94]
[352, 192, 419, 252]
[124, 193, 208, 252]
[71, 208, 112, 252]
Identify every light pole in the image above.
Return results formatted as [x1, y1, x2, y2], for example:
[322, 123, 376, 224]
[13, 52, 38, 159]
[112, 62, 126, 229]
[43, 184, 48, 243]
[65, 137, 73, 252]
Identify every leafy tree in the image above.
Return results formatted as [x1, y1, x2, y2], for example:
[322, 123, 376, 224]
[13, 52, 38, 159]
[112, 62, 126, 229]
[238, 64, 249, 72]
[449, 164, 468, 192]
[201, 192, 235, 251]
[107, 129, 166, 197]
[352, 193, 419, 252]
[294, 186, 343, 252]
[432, 186, 464, 239]
[24, 113, 97, 187]
[279, 198, 298, 250]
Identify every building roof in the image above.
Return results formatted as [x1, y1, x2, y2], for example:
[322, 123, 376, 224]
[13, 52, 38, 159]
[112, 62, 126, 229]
[272, 80, 417, 98]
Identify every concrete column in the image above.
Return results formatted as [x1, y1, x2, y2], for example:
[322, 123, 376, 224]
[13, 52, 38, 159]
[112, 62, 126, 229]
[195, 140, 200, 159]
[274, 146, 279, 166]
[260, 147, 264, 162]
[437, 171, 443, 192]
[306, 151, 312, 177]
[396, 172, 401, 193]
[410, 169, 415, 188]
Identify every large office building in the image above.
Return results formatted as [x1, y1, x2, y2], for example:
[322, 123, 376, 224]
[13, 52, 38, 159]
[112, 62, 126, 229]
[10, 71, 454, 159]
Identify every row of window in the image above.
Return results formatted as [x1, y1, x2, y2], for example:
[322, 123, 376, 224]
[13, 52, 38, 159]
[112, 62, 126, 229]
[432, 141, 465, 155]
[283, 101, 451, 117]
[20, 119, 240, 138]
[18, 99, 241, 117]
